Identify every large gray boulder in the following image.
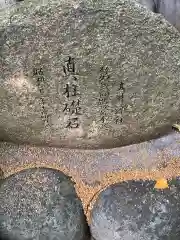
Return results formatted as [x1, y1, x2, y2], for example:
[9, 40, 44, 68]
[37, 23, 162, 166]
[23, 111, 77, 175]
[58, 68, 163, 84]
[0, 0, 180, 149]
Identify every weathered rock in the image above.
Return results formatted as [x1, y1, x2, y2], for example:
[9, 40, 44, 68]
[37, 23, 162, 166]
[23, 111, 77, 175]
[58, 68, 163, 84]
[0, 168, 89, 240]
[136, 0, 156, 12]
[90, 179, 180, 240]
[0, 0, 180, 149]
[0, 167, 3, 179]
[0, 0, 16, 9]
[137, 0, 180, 32]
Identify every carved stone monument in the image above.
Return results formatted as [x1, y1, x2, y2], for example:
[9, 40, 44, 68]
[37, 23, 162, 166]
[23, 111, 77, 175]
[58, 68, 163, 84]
[0, 0, 180, 149]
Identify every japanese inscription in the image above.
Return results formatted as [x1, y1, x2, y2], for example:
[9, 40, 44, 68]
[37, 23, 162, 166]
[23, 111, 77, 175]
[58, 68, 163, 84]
[33, 67, 49, 125]
[62, 57, 82, 128]
[98, 65, 126, 124]
[98, 66, 110, 123]
[115, 80, 125, 123]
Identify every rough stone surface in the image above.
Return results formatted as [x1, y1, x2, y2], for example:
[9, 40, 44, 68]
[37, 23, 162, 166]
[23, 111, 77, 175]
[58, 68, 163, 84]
[0, 168, 89, 240]
[137, 0, 180, 32]
[90, 179, 180, 240]
[0, 0, 16, 9]
[0, 0, 180, 149]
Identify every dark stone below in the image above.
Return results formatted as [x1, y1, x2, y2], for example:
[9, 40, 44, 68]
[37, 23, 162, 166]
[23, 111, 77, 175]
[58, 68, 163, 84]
[90, 179, 180, 240]
[0, 168, 89, 240]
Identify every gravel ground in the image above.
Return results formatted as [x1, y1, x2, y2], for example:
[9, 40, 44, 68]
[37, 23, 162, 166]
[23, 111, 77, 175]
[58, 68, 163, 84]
[0, 131, 180, 218]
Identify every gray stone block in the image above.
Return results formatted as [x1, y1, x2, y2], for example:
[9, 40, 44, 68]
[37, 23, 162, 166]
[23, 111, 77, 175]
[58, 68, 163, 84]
[0, 0, 180, 149]
[0, 168, 89, 240]
[90, 179, 180, 240]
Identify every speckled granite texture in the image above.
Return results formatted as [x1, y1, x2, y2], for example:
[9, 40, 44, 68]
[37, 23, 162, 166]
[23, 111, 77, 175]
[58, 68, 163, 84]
[0, 0, 180, 148]
[0, 168, 90, 240]
[0, 0, 180, 239]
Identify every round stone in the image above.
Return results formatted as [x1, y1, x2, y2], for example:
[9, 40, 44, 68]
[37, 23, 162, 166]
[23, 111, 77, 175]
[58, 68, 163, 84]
[90, 179, 180, 240]
[0, 168, 89, 240]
